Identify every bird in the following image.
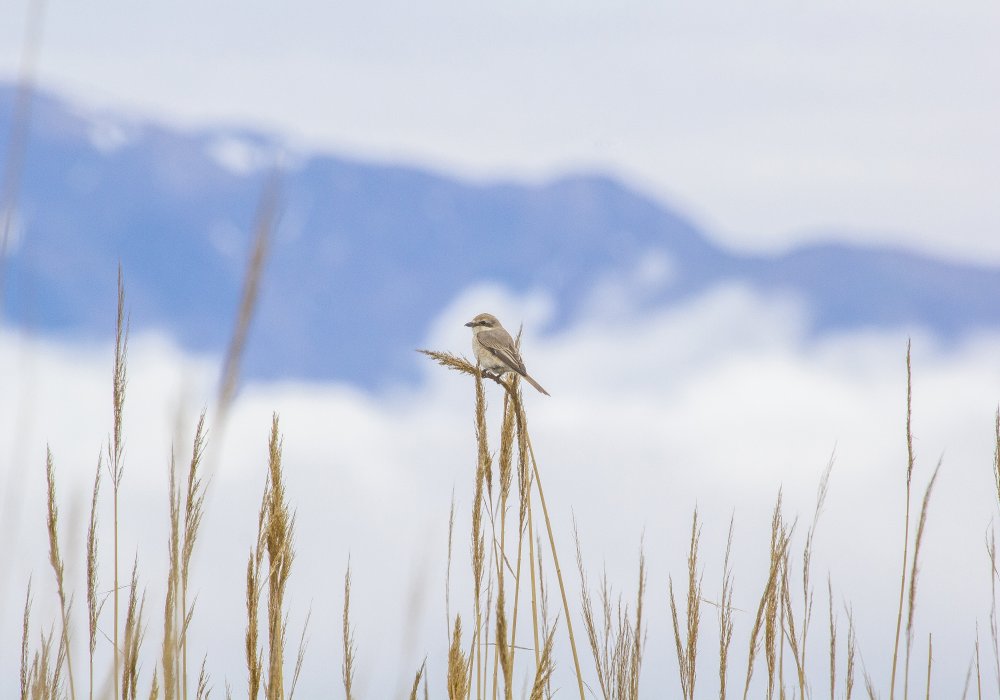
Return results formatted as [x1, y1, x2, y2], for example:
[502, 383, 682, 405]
[465, 312, 550, 396]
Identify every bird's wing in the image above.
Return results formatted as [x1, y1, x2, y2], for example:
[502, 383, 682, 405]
[478, 328, 528, 375]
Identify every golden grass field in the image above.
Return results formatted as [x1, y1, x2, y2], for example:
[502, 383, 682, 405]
[15, 257, 1000, 700]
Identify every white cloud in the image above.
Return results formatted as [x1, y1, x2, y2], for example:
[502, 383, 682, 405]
[86, 117, 135, 154]
[2, 284, 999, 696]
[206, 136, 272, 176]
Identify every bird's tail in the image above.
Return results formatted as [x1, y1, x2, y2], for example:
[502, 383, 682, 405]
[521, 372, 550, 396]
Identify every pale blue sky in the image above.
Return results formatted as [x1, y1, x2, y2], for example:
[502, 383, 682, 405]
[3, 1, 998, 262]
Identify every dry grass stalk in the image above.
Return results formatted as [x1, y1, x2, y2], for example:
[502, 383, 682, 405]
[576, 523, 645, 700]
[264, 414, 295, 700]
[528, 627, 557, 700]
[975, 631, 982, 700]
[863, 667, 878, 700]
[288, 609, 310, 700]
[217, 175, 279, 421]
[471, 370, 489, 699]
[828, 577, 836, 700]
[150, 673, 160, 700]
[480, 574, 494, 699]
[499, 387, 517, 513]
[779, 554, 805, 699]
[994, 409, 1000, 507]
[521, 425, 586, 700]
[490, 386, 517, 700]
[960, 652, 974, 700]
[194, 658, 210, 700]
[669, 510, 702, 700]
[536, 535, 552, 694]
[447, 615, 470, 700]
[990, 529, 1000, 693]
[419, 350, 517, 396]
[179, 412, 208, 700]
[163, 449, 182, 700]
[991, 412, 1000, 693]
[122, 559, 147, 700]
[503, 382, 539, 700]
[246, 459, 270, 700]
[408, 660, 427, 700]
[763, 505, 788, 700]
[44, 447, 77, 700]
[904, 461, 942, 700]
[890, 340, 916, 700]
[447, 493, 456, 639]
[26, 624, 60, 700]
[508, 384, 541, 683]
[342, 566, 356, 700]
[575, 522, 609, 698]
[631, 545, 646, 700]
[245, 545, 263, 700]
[845, 605, 857, 700]
[743, 493, 792, 700]
[528, 505, 542, 672]
[719, 517, 736, 700]
[495, 577, 513, 700]
[87, 456, 102, 700]
[924, 634, 932, 700]
[801, 456, 834, 685]
[21, 580, 32, 700]
[110, 265, 130, 700]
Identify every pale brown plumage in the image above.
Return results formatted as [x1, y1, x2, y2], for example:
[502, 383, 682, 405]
[465, 312, 550, 396]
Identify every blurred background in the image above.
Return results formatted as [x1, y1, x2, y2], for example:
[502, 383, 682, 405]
[2, 1, 999, 697]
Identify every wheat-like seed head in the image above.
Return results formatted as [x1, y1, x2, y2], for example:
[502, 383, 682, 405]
[446, 616, 469, 700]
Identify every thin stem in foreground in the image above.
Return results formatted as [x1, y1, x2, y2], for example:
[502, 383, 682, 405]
[890, 340, 916, 700]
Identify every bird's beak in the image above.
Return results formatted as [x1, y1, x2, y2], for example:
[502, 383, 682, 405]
[464, 321, 474, 327]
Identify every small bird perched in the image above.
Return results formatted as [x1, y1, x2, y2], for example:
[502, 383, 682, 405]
[465, 312, 550, 396]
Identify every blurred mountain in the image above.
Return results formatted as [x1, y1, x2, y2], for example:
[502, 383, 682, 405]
[2, 84, 999, 388]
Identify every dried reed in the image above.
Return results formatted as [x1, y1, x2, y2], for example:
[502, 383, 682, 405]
[422, 345, 598, 700]
[904, 461, 942, 699]
[719, 517, 735, 700]
[87, 456, 102, 700]
[110, 265, 130, 700]
[194, 658, 210, 700]
[828, 577, 836, 700]
[890, 341, 916, 700]
[743, 493, 792, 700]
[471, 369, 489, 700]
[265, 414, 295, 699]
[217, 175, 279, 423]
[343, 565, 356, 700]
[846, 605, 857, 700]
[21, 580, 31, 700]
[447, 615, 470, 700]
[289, 609, 310, 700]
[495, 576, 513, 700]
[925, 634, 932, 700]
[669, 510, 702, 700]
[163, 449, 181, 699]
[408, 659, 426, 700]
[528, 627, 557, 700]
[45, 447, 77, 700]
[576, 521, 646, 700]
[180, 413, 208, 700]
[122, 558, 147, 700]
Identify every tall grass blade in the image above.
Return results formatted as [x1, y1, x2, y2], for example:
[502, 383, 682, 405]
[45, 447, 76, 700]
[890, 340, 916, 700]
